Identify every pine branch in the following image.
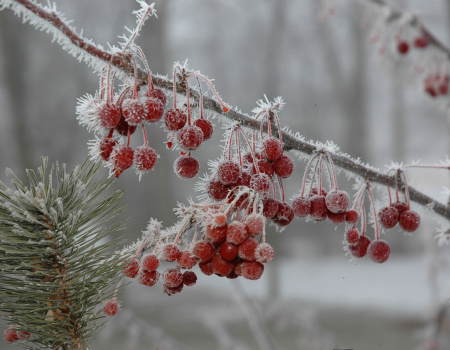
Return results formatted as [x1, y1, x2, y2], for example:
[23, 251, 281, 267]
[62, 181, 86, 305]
[1, 0, 449, 220]
[0, 158, 124, 349]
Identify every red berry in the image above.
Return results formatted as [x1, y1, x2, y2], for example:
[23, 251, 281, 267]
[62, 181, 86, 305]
[392, 201, 409, 214]
[213, 213, 227, 227]
[327, 211, 346, 223]
[439, 83, 448, 95]
[207, 179, 229, 201]
[144, 98, 164, 122]
[162, 243, 181, 262]
[240, 261, 264, 280]
[325, 190, 350, 214]
[397, 41, 409, 55]
[17, 331, 31, 340]
[346, 227, 359, 244]
[273, 155, 294, 178]
[3, 329, 19, 343]
[378, 206, 399, 229]
[238, 171, 251, 187]
[99, 137, 117, 161]
[414, 36, 429, 48]
[399, 210, 420, 232]
[103, 298, 119, 316]
[164, 108, 187, 131]
[211, 254, 234, 277]
[177, 125, 204, 150]
[115, 116, 137, 136]
[219, 242, 238, 261]
[194, 119, 213, 140]
[193, 241, 215, 262]
[245, 214, 264, 236]
[141, 254, 159, 271]
[272, 202, 294, 226]
[207, 224, 227, 243]
[182, 271, 197, 286]
[310, 195, 327, 221]
[250, 173, 271, 193]
[148, 88, 167, 106]
[345, 210, 359, 223]
[292, 196, 311, 217]
[226, 221, 248, 245]
[238, 238, 258, 261]
[111, 145, 134, 171]
[123, 258, 140, 278]
[164, 283, 184, 295]
[164, 268, 183, 288]
[174, 156, 199, 178]
[199, 261, 214, 275]
[177, 251, 198, 269]
[134, 145, 158, 171]
[217, 161, 241, 185]
[99, 103, 121, 129]
[349, 236, 371, 258]
[122, 98, 145, 125]
[234, 262, 243, 276]
[263, 198, 280, 218]
[255, 243, 274, 263]
[256, 159, 274, 177]
[263, 137, 283, 161]
[368, 240, 391, 263]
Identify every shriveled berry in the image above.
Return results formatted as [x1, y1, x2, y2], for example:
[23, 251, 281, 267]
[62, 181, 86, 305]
[194, 119, 213, 140]
[399, 210, 420, 232]
[164, 108, 187, 131]
[241, 261, 264, 280]
[346, 227, 359, 244]
[174, 156, 199, 178]
[103, 298, 119, 316]
[99, 103, 121, 129]
[207, 179, 228, 201]
[144, 98, 164, 122]
[327, 211, 346, 223]
[217, 161, 241, 185]
[272, 202, 294, 226]
[183, 271, 197, 286]
[177, 251, 197, 269]
[378, 206, 399, 229]
[164, 268, 183, 288]
[162, 243, 181, 262]
[255, 243, 274, 263]
[325, 190, 350, 214]
[219, 242, 238, 261]
[3, 329, 18, 343]
[245, 214, 264, 236]
[122, 98, 145, 125]
[250, 173, 271, 193]
[207, 224, 227, 243]
[397, 41, 409, 55]
[368, 240, 391, 263]
[310, 195, 327, 221]
[211, 254, 234, 277]
[141, 254, 159, 271]
[99, 137, 117, 161]
[273, 155, 294, 178]
[115, 116, 136, 136]
[199, 261, 214, 275]
[263, 137, 283, 161]
[123, 258, 140, 278]
[177, 125, 204, 150]
[263, 198, 280, 218]
[193, 241, 215, 262]
[392, 201, 409, 214]
[148, 88, 167, 106]
[238, 238, 258, 261]
[134, 145, 158, 171]
[227, 221, 248, 245]
[349, 236, 371, 258]
[345, 210, 359, 223]
[292, 196, 311, 217]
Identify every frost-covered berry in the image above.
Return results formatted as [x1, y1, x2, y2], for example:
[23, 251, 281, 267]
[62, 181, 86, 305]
[207, 179, 229, 201]
[255, 243, 274, 263]
[345, 210, 359, 224]
[162, 243, 181, 262]
[211, 254, 234, 277]
[164, 108, 187, 131]
[346, 228, 359, 244]
[148, 88, 167, 106]
[219, 242, 238, 261]
[245, 214, 264, 236]
[273, 155, 294, 178]
[414, 36, 429, 48]
[238, 171, 251, 187]
[164, 268, 184, 288]
[272, 202, 294, 226]
[399, 210, 420, 232]
[115, 116, 137, 136]
[174, 156, 199, 178]
[177, 125, 204, 150]
[3, 328, 18, 343]
[99, 103, 121, 129]
[310, 195, 327, 221]
[292, 196, 311, 217]
[199, 261, 214, 275]
[325, 190, 349, 214]
[111, 145, 134, 171]
[217, 161, 241, 185]
[256, 159, 274, 177]
[397, 41, 409, 55]
[123, 258, 140, 278]
[368, 240, 391, 263]
[378, 206, 399, 229]
[349, 236, 371, 258]
[193, 241, 215, 262]
[194, 119, 213, 140]
[392, 201, 409, 214]
[144, 98, 164, 122]
[250, 173, 271, 193]
[327, 211, 346, 223]
[263, 137, 283, 161]
[207, 224, 227, 243]
[99, 137, 117, 161]
[213, 213, 227, 227]
[134, 145, 158, 171]
[241, 261, 264, 280]
[263, 198, 280, 218]
[122, 98, 145, 125]
[141, 254, 159, 271]
[183, 271, 197, 286]
[238, 238, 258, 261]
[164, 283, 183, 295]
[103, 298, 119, 316]
[227, 221, 248, 245]
[177, 251, 198, 269]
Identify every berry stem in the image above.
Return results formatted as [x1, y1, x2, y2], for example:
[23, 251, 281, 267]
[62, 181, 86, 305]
[399, 170, 411, 207]
[187, 71, 230, 112]
[141, 124, 149, 146]
[325, 152, 338, 190]
[298, 152, 321, 197]
[366, 183, 382, 241]
[276, 176, 286, 202]
[186, 85, 192, 125]
[238, 128, 261, 174]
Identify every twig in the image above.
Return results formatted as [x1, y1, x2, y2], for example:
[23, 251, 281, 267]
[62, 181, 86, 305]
[3, 0, 450, 220]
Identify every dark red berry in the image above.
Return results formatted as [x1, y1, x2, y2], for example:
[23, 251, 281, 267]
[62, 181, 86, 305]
[399, 210, 420, 232]
[206, 225, 227, 243]
[325, 190, 350, 214]
[346, 228, 359, 244]
[207, 179, 229, 200]
[164, 283, 184, 295]
[292, 196, 311, 217]
[211, 254, 234, 277]
[219, 242, 238, 261]
[164, 108, 187, 131]
[310, 195, 327, 221]
[122, 98, 145, 125]
[263, 198, 280, 218]
[174, 156, 199, 178]
[238, 238, 258, 261]
[273, 155, 294, 178]
[240, 261, 264, 280]
[392, 201, 409, 214]
[162, 243, 181, 262]
[378, 206, 399, 229]
[115, 116, 137, 136]
[349, 236, 371, 258]
[99, 137, 117, 161]
[148, 88, 167, 106]
[245, 214, 264, 236]
[144, 98, 164, 122]
[182, 271, 197, 286]
[263, 137, 283, 161]
[193, 241, 215, 262]
[3, 329, 19, 343]
[164, 268, 184, 288]
[177, 125, 204, 150]
[272, 202, 294, 226]
[397, 41, 409, 55]
[250, 173, 271, 193]
[238, 171, 252, 187]
[141, 254, 159, 271]
[177, 251, 198, 269]
[199, 261, 214, 275]
[368, 240, 391, 263]
[112, 145, 134, 171]
[345, 210, 359, 223]
[194, 119, 213, 140]
[414, 36, 429, 48]
[134, 145, 158, 171]
[256, 160, 274, 177]
[217, 161, 241, 185]
[327, 211, 346, 223]
[255, 243, 274, 263]
[99, 103, 121, 129]
[123, 258, 140, 278]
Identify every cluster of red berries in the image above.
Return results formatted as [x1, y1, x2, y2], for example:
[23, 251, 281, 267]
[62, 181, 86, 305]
[396, 31, 430, 55]
[2, 327, 31, 343]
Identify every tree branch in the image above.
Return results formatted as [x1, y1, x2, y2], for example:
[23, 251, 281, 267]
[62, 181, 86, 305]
[3, 0, 450, 220]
